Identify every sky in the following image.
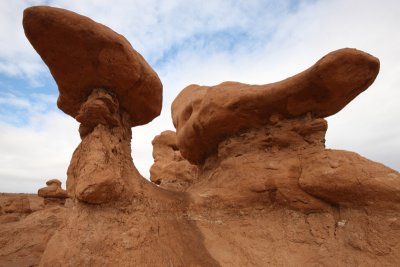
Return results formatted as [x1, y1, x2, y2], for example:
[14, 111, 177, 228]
[0, 0, 399, 193]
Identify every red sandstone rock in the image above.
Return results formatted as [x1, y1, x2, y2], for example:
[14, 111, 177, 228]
[0, 194, 34, 214]
[23, 6, 162, 126]
[172, 48, 380, 164]
[0, 193, 65, 267]
[150, 130, 198, 191]
[23, 7, 163, 204]
[65, 89, 143, 203]
[38, 179, 68, 200]
[17, 5, 400, 267]
[185, 115, 400, 211]
[299, 149, 400, 207]
[46, 179, 61, 187]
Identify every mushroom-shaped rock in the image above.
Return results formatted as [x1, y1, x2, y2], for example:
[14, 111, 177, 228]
[23, 6, 164, 204]
[38, 179, 68, 205]
[46, 179, 62, 187]
[38, 179, 68, 199]
[150, 130, 198, 191]
[172, 48, 380, 164]
[23, 6, 162, 126]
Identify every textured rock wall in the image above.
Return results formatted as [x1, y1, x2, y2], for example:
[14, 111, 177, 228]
[150, 130, 198, 191]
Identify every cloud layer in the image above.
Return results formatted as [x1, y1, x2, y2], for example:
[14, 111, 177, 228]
[0, 0, 399, 192]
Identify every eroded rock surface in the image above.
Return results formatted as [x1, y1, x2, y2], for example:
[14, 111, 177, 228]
[150, 130, 198, 191]
[24, 5, 163, 204]
[15, 5, 399, 267]
[38, 179, 68, 205]
[23, 6, 162, 126]
[66, 89, 138, 203]
[172, 48, 379, 164]
[0, 193, 65, 267]
[184, 115, 400, 210]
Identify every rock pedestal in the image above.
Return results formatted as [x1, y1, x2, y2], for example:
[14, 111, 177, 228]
[24, 6, 163, 204]
[38, 179, 68, 205]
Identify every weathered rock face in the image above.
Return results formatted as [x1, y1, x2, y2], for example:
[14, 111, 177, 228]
[150, 130, 198, 191]
[185, 115, 400, 210]
[24, 6, 163, 204]
[23, 6, 162, 126]
[18, 5, 400, 267]
[172, 48, 380, 164]
[22, 7, 221, 266]
[66, 89, 138, 203]
[0, 194, 66, 267]
[0, 194, 33, 217]
[38, 179, 68, 205]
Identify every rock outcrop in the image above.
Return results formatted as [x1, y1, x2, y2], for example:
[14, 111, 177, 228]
[22, 6, 219, 267]
[37, 179, 68, 205]
[172, 48, 379, 164]
[0, 194, 66, 267]
[179, 114, 400, 212]
[150, 130, 198, 191]
[14, 5, 399, 267]
[24, 6, 163, 204]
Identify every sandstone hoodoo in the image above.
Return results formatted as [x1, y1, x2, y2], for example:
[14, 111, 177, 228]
[172, 48, 380, 164]
[22, 6, 219, 267]
[17, 5, 400, 267]
[23, 6, 162, 126]
[24, 6, 163, 204]
[37, 179, 68, 205]
[171, 48, 400, 212]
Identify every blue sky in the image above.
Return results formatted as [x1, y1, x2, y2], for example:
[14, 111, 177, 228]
[0, 0, 399, 192]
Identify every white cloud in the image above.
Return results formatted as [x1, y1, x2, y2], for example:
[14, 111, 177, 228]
[0, 100, 79, 193]
[0, 0, 399, 192]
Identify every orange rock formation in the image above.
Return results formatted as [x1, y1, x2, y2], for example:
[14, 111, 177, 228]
[150, 130, 198, 191]
[1, 5, 397, 267]
[37, 179, 68, 205]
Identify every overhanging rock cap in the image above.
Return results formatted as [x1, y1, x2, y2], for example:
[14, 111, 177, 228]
[23, 6, 163, 126]
[172, 48, 380, 164]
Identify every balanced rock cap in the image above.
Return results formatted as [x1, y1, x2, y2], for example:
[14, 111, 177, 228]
[23, 6, 162, 126]
[172, 48, 380, 164]
[38, 179, 68, 199]
[46, 179, 62, 187]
